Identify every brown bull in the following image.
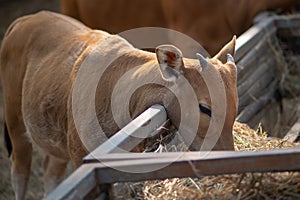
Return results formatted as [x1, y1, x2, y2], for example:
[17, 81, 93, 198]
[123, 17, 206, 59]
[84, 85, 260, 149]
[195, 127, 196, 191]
[61, 0, 300, 55]
[0, 11, 238, 199]
[61, 0, 167, 33]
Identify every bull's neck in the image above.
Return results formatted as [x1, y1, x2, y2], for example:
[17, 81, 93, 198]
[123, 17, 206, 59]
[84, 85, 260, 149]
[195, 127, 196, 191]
[95, 50, 178, 136]
[129, 83, 181, 129]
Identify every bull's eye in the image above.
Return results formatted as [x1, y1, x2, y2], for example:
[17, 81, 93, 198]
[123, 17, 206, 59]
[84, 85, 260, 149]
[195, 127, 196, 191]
[199, 104, 212, 117]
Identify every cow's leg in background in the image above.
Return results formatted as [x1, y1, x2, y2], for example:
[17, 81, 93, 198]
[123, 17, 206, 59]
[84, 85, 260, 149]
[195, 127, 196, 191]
[43, 154, 68, 195]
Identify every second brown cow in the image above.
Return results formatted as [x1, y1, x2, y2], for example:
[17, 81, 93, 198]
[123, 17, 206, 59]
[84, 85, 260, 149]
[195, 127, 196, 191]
[61, 0, 300, 55]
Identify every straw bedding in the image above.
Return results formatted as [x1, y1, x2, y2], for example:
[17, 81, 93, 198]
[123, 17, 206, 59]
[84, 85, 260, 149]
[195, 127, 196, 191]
[113, 122, 300, 200]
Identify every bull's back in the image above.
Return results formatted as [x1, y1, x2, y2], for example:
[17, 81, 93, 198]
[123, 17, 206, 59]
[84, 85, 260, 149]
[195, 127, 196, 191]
[0, 11, 103, 158]
[1, 11, 93, 99]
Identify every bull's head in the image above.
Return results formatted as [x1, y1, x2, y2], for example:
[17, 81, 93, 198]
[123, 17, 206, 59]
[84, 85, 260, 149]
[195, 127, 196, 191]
[155, 36, 237, 151]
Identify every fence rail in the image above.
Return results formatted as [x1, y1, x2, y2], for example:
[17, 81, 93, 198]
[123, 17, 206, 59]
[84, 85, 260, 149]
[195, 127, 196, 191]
[87, 104, 167, 155]
[46, 149, 300, 200]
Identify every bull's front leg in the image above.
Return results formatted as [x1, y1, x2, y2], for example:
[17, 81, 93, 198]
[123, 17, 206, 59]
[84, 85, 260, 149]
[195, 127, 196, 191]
[43, 154, 68, 195]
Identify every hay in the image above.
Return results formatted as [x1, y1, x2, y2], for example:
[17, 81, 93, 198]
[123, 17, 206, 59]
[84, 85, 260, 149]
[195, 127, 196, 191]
[113, 122, 300, 200]
[233, 122, 299, 151]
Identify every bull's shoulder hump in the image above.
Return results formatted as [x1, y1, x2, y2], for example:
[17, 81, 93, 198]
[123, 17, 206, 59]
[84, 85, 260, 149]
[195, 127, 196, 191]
[37, 11, 89, 29]
[38, 11, 91, 31]
[7, 11, 91, 37]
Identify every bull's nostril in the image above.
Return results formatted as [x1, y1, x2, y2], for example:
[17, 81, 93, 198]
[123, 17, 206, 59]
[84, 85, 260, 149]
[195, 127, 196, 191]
[199, 104, 212, 117]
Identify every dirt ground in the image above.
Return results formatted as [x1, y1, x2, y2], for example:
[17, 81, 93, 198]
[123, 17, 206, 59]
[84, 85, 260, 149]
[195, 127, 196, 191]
[0, 1, 60, 199]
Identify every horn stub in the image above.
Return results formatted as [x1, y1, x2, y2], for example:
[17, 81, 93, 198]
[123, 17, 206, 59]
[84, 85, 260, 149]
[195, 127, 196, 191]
[196, 53, 209, 69]
[227, 53, 235, 63]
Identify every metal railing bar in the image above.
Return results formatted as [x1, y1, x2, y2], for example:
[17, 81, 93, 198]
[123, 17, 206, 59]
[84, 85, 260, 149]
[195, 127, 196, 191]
[44, 164, 97, 200]
[84, 104, 167, 160]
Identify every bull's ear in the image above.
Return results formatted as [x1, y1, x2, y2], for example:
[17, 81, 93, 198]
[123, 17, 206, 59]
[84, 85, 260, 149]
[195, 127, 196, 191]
[213, 36, 236, 64]
[156, 45, 184, 81]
